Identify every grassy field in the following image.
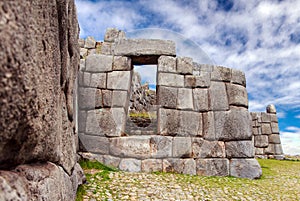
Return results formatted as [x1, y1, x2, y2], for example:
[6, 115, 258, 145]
[77, 159, 300, 201]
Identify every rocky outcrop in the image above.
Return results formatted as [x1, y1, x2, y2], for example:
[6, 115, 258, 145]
[0, 0, 84, 200]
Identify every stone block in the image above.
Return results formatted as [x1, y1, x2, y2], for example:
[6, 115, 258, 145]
[229, 159, 262, 179]
[254, 135, 269, 148]
[275, 144, 283, 155]
[231, 69, 246, 87]
[177, 57, 193, 75]
[114, 39, 176, 56]
[157, 73, 184, 87]
[80, 48, 88, 58]
[255, 148, 264, 155]
[85, 108, 126, 137]
[103, 155, 121, 168]
[203, 112, 215, 140]
[100, 42, 112, 55]
[119, 158, 141, 172]
[226, 83, 248, 107]
[196, 159, 229, 176]
[274, 155, 285, 160]
[141, 159, 163, 172]
[86, 54, 113, 72]
[261, 113, 271, 123]
[89, 73, 106, 88]
[270, 114, 278, 122]
[266, 104, 276, 114]
[79, 152, 103, 163]
[185, 75, 210, 88]
[79, 134, 109, 154]
[252, 127, 262, 136]
[104, 28, 125, 42]
[84, 36, 96, 49]
[113, 56, 131, 71]
[264, 144, 275, 154]
[158, 108, 179, 135]
[107, 71, 131, 90]
[78, 88, 102, 109]
[214, 108, 252, 141]
[150, 136, 173, 158]
[225, 141, 254, 158]
[177, 88, 193, 110]
[110, 136, 151, 159]
[102, 90, 112, 107]
[209, 82, 229, 111]
[172, 137, 192, 158]
[178, 111, 201, 136]
[269, 134, 281, 144]
[271, 122, 279, 133]
[261, 123, 272, 134]
[157, 86, 177, 108]
[211, 66, 231, 82]
[163, 159, 196, 175]
[112, 90, 128, 107]
[79, 38, 85, 48]
[80, 59, 85, 71]
[192, 139, 225, 158]
[193, 88, 209, 112]
[158, 56, 176, 73]
[78, 111, 87, 133]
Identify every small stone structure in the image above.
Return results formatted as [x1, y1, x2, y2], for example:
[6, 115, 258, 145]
[251, 105, 284, 159]
[78, 28, 263, 179]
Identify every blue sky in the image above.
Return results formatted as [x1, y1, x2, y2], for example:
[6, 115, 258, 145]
[75, 0, 300, 155]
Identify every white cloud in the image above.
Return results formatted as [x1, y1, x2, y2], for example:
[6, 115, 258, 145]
[295, 114, 300, 119]
[281, 127, 300, 155]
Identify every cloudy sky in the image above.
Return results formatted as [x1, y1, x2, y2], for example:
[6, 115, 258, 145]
[75, 0, 300, 155]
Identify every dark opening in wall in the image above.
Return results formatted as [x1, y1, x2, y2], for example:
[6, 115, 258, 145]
[125, 65, 158, 135]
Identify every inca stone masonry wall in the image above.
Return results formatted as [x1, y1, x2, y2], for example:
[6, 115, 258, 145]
[0, 1, 84, 200]
[78, 28, 262, 179]
[251, 105, 284, 159]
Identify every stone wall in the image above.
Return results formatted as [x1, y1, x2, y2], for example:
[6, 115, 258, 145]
[0, 1, 84, 200]
[251, 105, 284, 159]
[78, 28, 262, 179]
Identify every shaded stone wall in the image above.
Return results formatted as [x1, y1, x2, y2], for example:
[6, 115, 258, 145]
[78, 28, 262, 179]
[251, 105, 284, 159]
[0, 1, 84, 200]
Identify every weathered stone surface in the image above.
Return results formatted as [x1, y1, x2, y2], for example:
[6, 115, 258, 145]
[264, 144, 275, 155]
[196, 159, 229, 176]
[114, 39, 176, 56]
[254, 135, 269, 148]
[177, 88, 193, 110]
[266, 104, 276, 114]
[261, 113, 271, 123]
[80, 59, 86, 71]
[103, 155, 121, 168]
[90, 73, 106, 88]
[102, 90, 112, 107]
[252, 126, 262, 136]
[178, 111, 201, 136]
[231, 69, 246, 86]
[79, 38, 85, 48]
[192, 139, 225, 158]
[261, 123, 272, 134]
[225, 141, 254, 158]
[157, 73, 184, 87]
[157, 86, 177, 108]
[150, 136, 173, 158]
[79, 134, 109, 154]
[185, 75, 210, 88]
[172, 137, 192, 158]
[203, 112, 215, 140]
[85, 36, 96, 49]
[100, 42, 112, 55]
[270, 114, 278, 122]
[0, 171, 28, 200]
[78, 152, 104, 163]
[226, 83, 248, 107]
[78, 110, 87, 133]
[80, 48, 88, 58]
[274, 144, 283, 155]
[107, 71, 131, 90]
[177, 57, 193, 75]
[78, 88, 102, 109]
[158, 56, 176, 73]
[158, 108, 179, 135]
[113, 56, 131, 71]
[104, 28, 125, 42]
[271, 122, 279, 133]
[211, 66, 231, 81]
[209, 82, 229, 111]
[230, 159, 262, 179]
[163, 159, 196, 175]
[86, 54, 113, 72]
[119, 159, 141, 172]
[255, 148, 264, 155]
[269, 134, 281, 144]
[112, 90, 128, 107]
[86, 108, 126, 137]
[193, 88, 209, 111]
[110, 136, 151, 159]
[214, 108, 252, 141]
[141, 159, 163, 172]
